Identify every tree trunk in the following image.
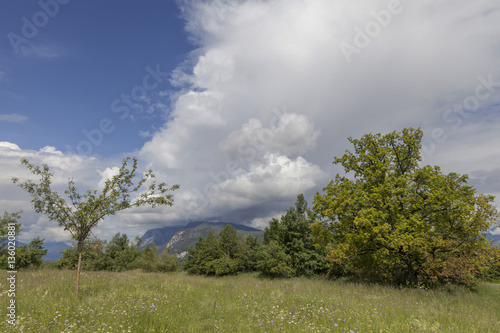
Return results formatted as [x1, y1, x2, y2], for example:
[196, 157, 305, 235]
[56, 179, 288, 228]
[76, 247, 82, 297]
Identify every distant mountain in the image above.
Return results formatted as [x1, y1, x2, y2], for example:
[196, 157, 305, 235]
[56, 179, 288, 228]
[485, 232, 500, 248]
[43, 241, 71, 261]
[1, 240, 70, 262]
[140, 222, 264, 258]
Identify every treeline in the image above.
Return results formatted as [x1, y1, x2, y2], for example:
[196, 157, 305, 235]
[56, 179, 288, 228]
[55, 233, 178, 273]
[184, 194, 328, 277]
[0, 211, 178, 272]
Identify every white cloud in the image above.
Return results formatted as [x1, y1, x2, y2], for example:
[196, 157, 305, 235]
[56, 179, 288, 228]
[97, 167, 121, 190]
[219, 112, 321, 162]
[0, 142, 21, 150]
[135, 0, 500, 231]
[0, 113, 28, 123]
[217, 153, 326, 201]
[250, 212, 284, 230]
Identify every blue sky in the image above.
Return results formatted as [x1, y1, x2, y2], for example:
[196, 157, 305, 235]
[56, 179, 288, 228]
[1, 0, 499, 244]
[1, 0, 191, 156]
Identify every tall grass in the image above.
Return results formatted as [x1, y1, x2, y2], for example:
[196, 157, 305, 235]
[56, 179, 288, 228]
[1, 269, 499, 332]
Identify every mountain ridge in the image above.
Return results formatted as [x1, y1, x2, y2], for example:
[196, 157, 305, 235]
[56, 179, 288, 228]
[140, 222, 264, 257]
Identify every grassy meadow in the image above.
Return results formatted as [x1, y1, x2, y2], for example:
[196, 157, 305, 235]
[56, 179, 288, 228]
[1, 269, 499, 332]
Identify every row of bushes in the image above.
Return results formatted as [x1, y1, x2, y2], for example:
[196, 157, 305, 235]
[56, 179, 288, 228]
[54, 233, 178, 273]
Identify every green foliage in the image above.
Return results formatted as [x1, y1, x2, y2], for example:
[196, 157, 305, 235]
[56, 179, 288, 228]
[12, 156, 179, 295]
[219, 224, 241, 258]
[208, 256, 241, 276]
[15, 237, 48, 269]
[183, 225, 261, 276]
[184, 230, 224, 275]
[56, 234, 179, 273]
[106, 233, 139, 271]
[256, 240, 295, 278]
[131, 243, 178, 273]
[57, 238, 107, 271]
[240, 234, 261, 272]
[259, 194, 327, 277]
[157, 250, 180, 272]
[314, 128, 499, 287]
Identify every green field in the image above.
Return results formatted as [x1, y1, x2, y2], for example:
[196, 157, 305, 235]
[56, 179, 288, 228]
[1, 270, 499, 332]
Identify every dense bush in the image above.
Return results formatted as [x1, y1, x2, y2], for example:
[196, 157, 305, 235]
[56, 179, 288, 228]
[183, 225, 260, 276]
[57, 233, 178, 273]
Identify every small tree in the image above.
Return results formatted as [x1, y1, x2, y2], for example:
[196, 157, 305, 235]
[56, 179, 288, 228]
[12, 157, 179, 296]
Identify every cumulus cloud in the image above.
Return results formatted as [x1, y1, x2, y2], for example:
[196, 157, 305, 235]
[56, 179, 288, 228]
[135, 0, 500, 231]
[97, 167, 121, 190]
[219, 112, 321, 162]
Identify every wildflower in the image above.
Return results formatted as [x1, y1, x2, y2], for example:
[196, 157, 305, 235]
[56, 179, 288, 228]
[334, 324, 339, 327]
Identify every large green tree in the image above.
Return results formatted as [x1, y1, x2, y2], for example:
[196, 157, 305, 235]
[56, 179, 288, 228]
[12, 157, 179, 296]
[314, 128, 498, 286]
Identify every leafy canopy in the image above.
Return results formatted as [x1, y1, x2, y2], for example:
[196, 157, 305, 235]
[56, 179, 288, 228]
[314, 128, 498, 286]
